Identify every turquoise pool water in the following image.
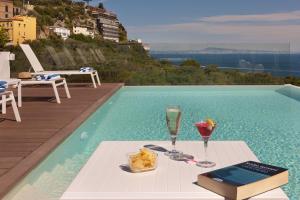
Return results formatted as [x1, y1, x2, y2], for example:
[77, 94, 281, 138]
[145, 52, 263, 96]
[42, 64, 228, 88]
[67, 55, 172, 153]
[5, 85, 300, 200]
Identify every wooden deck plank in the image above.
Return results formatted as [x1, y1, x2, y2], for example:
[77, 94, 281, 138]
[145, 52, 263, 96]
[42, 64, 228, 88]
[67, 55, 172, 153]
[0, 143, 42, 152]
[0, 83, 123, 198]
[0, 129, 56, 139]
[0, 138, 48, 143]
[0, 152, 30, 158]
[0, 157, 23, 169]
[0, 169, 7, 176]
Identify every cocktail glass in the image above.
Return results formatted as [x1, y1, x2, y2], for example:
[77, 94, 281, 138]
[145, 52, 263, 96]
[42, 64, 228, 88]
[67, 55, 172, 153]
[165, 105, 183, 160]
[195, 121, 216, 168]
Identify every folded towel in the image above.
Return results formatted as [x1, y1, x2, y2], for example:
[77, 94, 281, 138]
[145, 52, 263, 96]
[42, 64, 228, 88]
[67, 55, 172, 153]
[0, 87, 6, 93]
[0, 81, 7, 93]
[35, 74, 61, 81]
[0, 80, 8, 87]
[80, 67, 94, 72]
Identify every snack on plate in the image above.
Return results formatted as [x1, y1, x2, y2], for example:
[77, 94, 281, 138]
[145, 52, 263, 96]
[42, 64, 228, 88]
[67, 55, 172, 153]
[129, 148, 157, 172]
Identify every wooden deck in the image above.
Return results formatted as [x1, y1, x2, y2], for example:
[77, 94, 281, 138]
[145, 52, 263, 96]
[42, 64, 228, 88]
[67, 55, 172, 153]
[0, 83, 123, 198]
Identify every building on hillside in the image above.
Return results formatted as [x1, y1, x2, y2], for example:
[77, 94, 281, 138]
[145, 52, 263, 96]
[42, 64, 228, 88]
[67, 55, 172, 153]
[13, 6, 21, 15]
[87, 6, 119, 42]
[0, 15, 36, 45]
[73, 26, 95, 38]
[143, 44, 151, 51]
[49, 26, 70, 40]
[136, 38, 151, 51]
[24, 2, 34, 11]
[96, 12, 119, 42]
[0, 18, 13, 44]
[0, 0, 13, 19]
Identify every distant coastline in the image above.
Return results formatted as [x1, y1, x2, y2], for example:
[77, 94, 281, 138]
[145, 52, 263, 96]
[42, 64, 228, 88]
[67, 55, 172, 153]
[151, 52, 300, 77]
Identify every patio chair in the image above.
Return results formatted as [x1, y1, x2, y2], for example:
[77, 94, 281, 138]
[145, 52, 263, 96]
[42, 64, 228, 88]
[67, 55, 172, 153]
[0, 51, 71, 105]
[0, 52, 22, 106]
[1, 91, 21, 122]
[20, 44, 101, 88]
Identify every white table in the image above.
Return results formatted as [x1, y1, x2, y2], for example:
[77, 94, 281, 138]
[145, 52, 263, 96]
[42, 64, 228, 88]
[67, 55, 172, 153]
[61, 141, 288, 200]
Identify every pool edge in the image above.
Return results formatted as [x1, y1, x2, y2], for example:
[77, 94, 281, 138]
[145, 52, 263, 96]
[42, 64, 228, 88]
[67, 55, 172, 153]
[0, 83, 124, 198]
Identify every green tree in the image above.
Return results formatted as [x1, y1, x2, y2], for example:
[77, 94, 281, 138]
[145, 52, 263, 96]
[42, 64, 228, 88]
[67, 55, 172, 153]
[180, 59, 200, 67]
[119, 23, 127, 42]
[0, 28, 9, 48]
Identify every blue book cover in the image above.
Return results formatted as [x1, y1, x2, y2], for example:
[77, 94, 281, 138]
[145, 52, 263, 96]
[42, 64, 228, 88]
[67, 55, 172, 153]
[202, 161, 287, 187]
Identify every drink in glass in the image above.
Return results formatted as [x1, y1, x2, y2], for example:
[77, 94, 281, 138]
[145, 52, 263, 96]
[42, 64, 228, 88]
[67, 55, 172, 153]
[195, 119, 216, 168]
[165, 106, 183, 160]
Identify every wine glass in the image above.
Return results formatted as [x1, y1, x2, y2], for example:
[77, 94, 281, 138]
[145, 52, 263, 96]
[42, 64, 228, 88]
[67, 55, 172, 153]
[165, 105, 183, 160]
[195, 120, 216, 168]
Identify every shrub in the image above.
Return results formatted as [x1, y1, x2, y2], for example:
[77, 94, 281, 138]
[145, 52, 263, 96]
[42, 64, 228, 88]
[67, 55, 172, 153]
[180, 59, 200, 67]
[0, 28, 9, 49]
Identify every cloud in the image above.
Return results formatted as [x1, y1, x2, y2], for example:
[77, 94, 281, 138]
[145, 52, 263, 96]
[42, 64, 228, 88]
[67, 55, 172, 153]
[98, 0, 112, 2]
[128, 10, 300, 51]
[200, 10, 300, 23]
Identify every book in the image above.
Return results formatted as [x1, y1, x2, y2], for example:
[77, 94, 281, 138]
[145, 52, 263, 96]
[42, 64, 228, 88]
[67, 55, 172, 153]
[197, 161, 288, 200]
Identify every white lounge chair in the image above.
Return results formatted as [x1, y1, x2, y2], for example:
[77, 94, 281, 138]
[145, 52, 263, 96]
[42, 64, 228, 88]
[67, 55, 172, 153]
[0, 51, 71, 105]
[1, 91, 21, 122]
[20, 44, 101, 88]
[20, 77, 71, 104]
[0, 52, 22, 107]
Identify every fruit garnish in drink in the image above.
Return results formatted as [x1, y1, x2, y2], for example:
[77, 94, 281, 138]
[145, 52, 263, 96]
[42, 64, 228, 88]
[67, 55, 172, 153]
[195, 118, 216, 137]
[206, 118, 215, 131]
[206, 118, 215, 127]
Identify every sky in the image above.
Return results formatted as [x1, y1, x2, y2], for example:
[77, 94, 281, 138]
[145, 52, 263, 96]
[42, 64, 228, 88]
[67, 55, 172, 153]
[91, 0, 300, 52]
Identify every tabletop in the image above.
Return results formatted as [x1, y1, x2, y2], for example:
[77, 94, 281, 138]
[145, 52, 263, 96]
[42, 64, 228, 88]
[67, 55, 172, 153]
[61, 141, 288, 200]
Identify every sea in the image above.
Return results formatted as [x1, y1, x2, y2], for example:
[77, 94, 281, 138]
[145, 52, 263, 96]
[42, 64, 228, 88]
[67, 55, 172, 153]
[151, 53, 300, 77]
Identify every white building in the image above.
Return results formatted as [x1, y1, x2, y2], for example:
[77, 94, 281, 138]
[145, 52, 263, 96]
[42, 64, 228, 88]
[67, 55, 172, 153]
[88, 7, 120, 42]
[49, 27, 70, 40]
[136, 39, 150, 51]
[73, 26, 95, 38]
[143, 44, 150, 51]
[137, 39, 142, 44]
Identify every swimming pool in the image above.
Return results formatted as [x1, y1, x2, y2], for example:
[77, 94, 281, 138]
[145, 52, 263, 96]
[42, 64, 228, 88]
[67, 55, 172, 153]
[5, 85, 300, 200]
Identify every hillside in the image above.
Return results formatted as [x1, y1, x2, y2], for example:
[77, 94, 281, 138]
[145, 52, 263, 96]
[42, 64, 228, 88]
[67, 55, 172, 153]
[15, 0, 84, 28]
[6, 36, 300, 86]
[7, 1, 300, 86]
[13, 0, 127, 41]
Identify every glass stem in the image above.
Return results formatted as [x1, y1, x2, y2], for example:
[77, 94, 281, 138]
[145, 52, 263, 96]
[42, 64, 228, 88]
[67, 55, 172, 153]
[171, 136, 176, 152]
[204, 139, 208, 162]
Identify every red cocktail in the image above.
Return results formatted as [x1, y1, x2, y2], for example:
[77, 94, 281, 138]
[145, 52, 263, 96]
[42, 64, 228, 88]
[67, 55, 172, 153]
[195, 122, 215, 138]
[195, 119, 216, 168]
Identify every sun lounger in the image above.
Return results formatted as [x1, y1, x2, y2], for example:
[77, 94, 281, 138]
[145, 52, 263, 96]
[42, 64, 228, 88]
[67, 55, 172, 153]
[0, 51, 71, 105]
[20, 44, 101, 88]
[0, 52, 22, 106]
[20, 77, 71, 104]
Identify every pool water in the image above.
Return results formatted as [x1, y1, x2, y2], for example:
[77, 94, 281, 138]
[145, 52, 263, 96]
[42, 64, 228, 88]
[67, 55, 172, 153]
[5, 85, 300, 200]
